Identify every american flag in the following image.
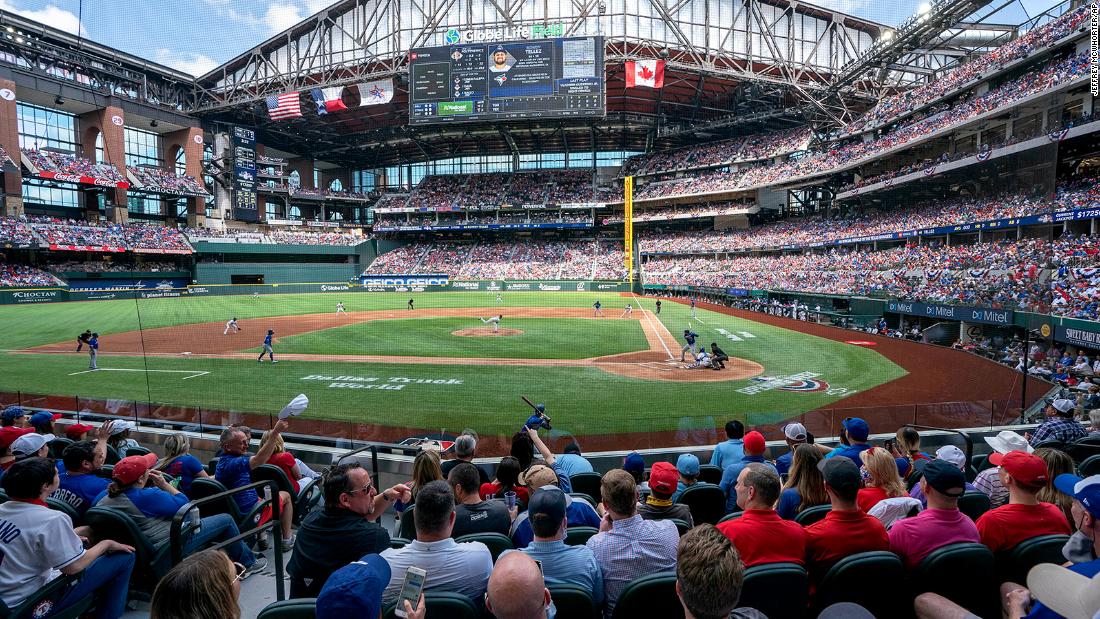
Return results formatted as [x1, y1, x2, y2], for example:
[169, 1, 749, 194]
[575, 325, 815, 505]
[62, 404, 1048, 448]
[265, 93, 302, 121]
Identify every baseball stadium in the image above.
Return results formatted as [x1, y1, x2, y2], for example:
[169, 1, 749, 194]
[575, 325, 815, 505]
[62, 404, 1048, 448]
[0, 0, 1097, 616]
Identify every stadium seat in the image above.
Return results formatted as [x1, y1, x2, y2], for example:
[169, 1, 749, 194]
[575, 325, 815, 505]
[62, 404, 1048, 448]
[382, 591, 479, 619]
[124, 446, 152, 458]
[251, 463, 322, 526]
[793, 504, 831, 526]
[668, 518, 692, 536]
[104, 444, 121, 465]
[46, 496, 82, 527]
[397, 507, 416, 540]
[718, 512, 742, 524]
[569, 472, 602, 506]
[698, 464, 723, 485]
[675, 483, 726, 525]
[568, 492, 597, 508]
[1068, 442, 1100, 464]
[739, 562, 809, 619]
[957, 491, 991, 521]
[611, 572, 682, 619]
[564, 526, 599, 546]
[454, 532, 512, 562]
[548, 583, 597, 619]
[997, 534, 1071, 585]
[94, 465, 114, 479]
[911, 543, 998, 619]
[906, 469, 923, 491]
[49, 436, 73, 459]
[0, 572, 91, 619]
[390, 537, 411, 549]
[814, 551, 905, 617]
[85, 505, 173, 594]
[1032, 439, 1065, 451]
[206, 457, 219, 476]
[971, 454, 991, 473]
[257, 598, 317, 619]
[187, 477, 269, 534]
[1080, 454, 1100, 477]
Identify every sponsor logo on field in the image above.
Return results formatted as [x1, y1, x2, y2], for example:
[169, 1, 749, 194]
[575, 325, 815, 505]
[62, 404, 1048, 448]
[506, 283, 532, 291]
[399, 436, 456, 453]
[301, 374, 465, 391]
[597, 284, 619, 290]
[538, 284, 561, 291]
[576, 282, 585, 291]
[189, 287, 210, 294]
[452, 281, 481, 290]
[737, 372, 850, 396]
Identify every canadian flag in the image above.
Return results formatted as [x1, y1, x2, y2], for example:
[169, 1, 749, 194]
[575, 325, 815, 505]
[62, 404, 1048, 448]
[625, 59, 665, 89]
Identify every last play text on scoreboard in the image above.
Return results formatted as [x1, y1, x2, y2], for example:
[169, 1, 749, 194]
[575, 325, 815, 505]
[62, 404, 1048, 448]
[408, 36, 605, 124]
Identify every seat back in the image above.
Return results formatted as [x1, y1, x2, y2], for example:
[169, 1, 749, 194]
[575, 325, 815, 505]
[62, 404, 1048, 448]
[611, 572, 682, 619]
[739, 562, 809, 619]
[206, 457, 220, 476]
[698, 464, 723, 485]
[957, 491, 991, 521]
[905, 469, 924, 491]
[454, 532, 513, 562]
[675, 483, 726, 525]
[816, 551, 905, 617]
[564, 526, 598, 546]
[668, 518, 691, 536]
[1081, 454, 1100, 477]
[568, 492, 597, 509]
[103, 444, 121, 465]
[912, 543, 997, 618]
[48, 437, 74, 460]
[1032, 439, 1065, 451]
[187, 477, 245, 522]
[1066, 441, 1100, 464]
[569, 472, 603, 506]
[45, 497, 82, 527]
[125, 445, 152, 458]
[251, 464, 321, 525]
[0, 573, 91, 619]
[793, 504, 831, 526]
[383, 591, 479, 619]
[998, 534, 1071, 585]
[84, 506, 169, 592]
[717, 512, 742, 524]
[257, 598, 317, 619]
[548, 583, 597, 619]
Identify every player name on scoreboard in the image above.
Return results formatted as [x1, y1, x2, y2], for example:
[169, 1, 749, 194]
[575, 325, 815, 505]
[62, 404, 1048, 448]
[409, 36, 604, 124]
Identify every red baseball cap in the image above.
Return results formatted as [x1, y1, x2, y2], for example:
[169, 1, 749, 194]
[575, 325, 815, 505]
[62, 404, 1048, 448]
[0, 427, 33, 450]
[64, 423, 95, 440]
[649, 461, 679, 494]
[990, 451, 1049, 486]
[743, 431, 766, 455]
[112, 453, 158, 485]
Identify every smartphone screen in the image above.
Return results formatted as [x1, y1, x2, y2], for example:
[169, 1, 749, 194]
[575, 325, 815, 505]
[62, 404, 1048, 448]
[395, 567, 426, 618]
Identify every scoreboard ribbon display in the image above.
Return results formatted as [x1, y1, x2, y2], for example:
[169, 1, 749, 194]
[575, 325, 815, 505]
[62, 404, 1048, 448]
[409, 36, 604, 124]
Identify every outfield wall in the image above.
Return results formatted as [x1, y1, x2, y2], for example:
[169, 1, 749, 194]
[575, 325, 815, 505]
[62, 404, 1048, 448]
[195, 263, 361, 284]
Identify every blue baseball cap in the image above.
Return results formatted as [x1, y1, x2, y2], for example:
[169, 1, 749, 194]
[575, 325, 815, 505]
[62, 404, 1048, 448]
[842, 417, 870, 442]
[623, 452, 644, 474]
[29, 411, 61, 427]
[1054, 473, 1100, 518]
[316, 554, 391, 618]
[676, 453, 700, 476]
[1, 407, 26, 423]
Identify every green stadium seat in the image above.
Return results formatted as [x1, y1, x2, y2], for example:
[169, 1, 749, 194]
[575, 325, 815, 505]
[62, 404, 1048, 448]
[382, 591, 479, 619]
[675, 483, 725, 525]
[668, 518, 691, 536]
[454, 532, 513, 562]
[997, 534, 1071, 586]
[548, 583, 597, 619]
[568, 492, 596, 508]
[389, 537, 411, 549]
[697, 464, 723, 485]
[84, 505, 173, 595]
[793, 504, 831, 526]
[740, 562, 809, 619]
[911, 542, 998, 619]
[251, 463, 322, 526]
[815, 551, 905, 617]
[48, 436, 74, 459]
[569, 472, 602, 506]
[1080, 454, 1100, 477]
[957, 491, 991, 522]
[46, 496, 82, 527]
[611, 572, 681, 619]
[0, 573, 91, 619]
[564, 526, 598, 546]
[1066, 440, 1100, 464]
[257, 598, 317, 619]
[718, 511, 742, 524]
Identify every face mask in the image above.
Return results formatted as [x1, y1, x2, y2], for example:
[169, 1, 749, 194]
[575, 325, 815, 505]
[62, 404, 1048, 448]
[860, 466, 872, 485]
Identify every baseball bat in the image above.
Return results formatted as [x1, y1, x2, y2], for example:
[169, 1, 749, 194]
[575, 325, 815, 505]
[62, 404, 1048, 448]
[521, 396, 551, 422]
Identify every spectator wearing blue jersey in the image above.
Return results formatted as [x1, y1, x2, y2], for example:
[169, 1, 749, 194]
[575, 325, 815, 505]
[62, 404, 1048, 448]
[509, 467, 600, 548]
[95, 453, 266, 577]
[818, 417, 872, 466]
[52, 422, 113, 516]
[216, 419, 295, 550]
[157, 433, 209, 495]
[710, 420, 745, 470]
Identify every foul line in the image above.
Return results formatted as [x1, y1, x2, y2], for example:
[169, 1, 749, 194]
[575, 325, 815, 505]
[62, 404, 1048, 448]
[633, 294, 675, 360]
[68, 369, 210, 380]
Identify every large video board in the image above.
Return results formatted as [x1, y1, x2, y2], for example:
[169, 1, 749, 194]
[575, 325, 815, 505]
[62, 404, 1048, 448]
[409, 36, 604, 125]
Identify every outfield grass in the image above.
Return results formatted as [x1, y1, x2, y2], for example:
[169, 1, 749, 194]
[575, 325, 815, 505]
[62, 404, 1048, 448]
[0, 291, 908, 435]
[253, 317, 649, 359]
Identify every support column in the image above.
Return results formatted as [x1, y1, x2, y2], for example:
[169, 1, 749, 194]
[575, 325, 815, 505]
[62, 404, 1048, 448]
[162, 126, 206, 228]
[79, 106, 128, 224]
[211, 131, 231, 225]
[0, 78, 23, 217]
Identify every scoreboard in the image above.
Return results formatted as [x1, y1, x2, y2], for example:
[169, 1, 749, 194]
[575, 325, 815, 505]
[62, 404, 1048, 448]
[409, 36, 604, 125]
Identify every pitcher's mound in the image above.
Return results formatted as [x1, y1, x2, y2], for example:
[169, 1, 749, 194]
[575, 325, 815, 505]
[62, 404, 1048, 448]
[452, 328, 524, 337]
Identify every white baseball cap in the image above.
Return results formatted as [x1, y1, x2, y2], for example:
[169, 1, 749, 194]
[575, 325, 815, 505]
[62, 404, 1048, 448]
[1028, 563, 1100, 619]
[11, 433, 54, 457]
[984, 430, 1034, 455]
[1052, 398, 1076, 414]
[935, 445, 966, 471]
[783, 422, 808, 442]
[109, 420, 137, 435]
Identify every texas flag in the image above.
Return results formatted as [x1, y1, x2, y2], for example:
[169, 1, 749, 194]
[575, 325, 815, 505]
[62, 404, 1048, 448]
[625, 59, 665, 89]
[316, 86, 348, 113]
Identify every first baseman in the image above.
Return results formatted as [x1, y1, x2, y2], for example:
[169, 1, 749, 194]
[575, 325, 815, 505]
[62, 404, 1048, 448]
[258, 329, 277, 363]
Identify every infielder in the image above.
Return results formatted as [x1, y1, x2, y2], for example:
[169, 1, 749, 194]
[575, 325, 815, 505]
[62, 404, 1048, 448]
[593, 300, 603, 317]
[252, 291, 260, 300]
[335, 302, 346, 316]
[224, 317, 240, 335]
[685, 349, 712, 370]
[258, 329, 277, 363]
[496, 293, 503, 304]
[408, 298, 415, 310]
[620, 303, 633, 318]
[690, 297, 697, 319]
[480, 315, 503, 333]
[681, 329, 699, 362]
[76, 329, 92, 352]
[87, 332, 99, 370]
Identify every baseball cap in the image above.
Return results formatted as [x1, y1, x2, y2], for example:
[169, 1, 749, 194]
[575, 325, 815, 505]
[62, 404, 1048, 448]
[112, 453, 158, 485]
[921, 459, 967, 497]
[842, 417, 870, 441]
[1054, 474, 1100, 518]
[989, 451, 1048, 486]
[623, 452, 644, 474]
[743, 431, 766, 455]
[518, 464, 557, 489]
[676, 453, 700, 476]
[1051, 398, 1076, 414]
[935, 445, 967, 471]
[1027, 563, 1100, 619]
[527, 486, 567, 529]
[0, 426, 33, 449]
[109, 420, 136, 435]
[818, 457, 861, 496]
[29, 412, 61, 427]
[316, 554, 392, 619]
[1, 406, 26, 423]
[649, 461, 679, 494]
[11, 433, 54, 458]
[64, 423, 95, 440]
[984, 430, 1034, 455]
[783, 422, 808, 442]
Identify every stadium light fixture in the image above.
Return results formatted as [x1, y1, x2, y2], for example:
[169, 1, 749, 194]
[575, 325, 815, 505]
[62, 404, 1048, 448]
[54, 95, 64, 105]
[918, 2, 932, 14]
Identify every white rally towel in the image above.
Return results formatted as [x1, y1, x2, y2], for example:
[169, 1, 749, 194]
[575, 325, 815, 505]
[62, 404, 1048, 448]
[278, 394, 309, 420]
[356, 79, 394, 106]
[625, 59, 665, 89]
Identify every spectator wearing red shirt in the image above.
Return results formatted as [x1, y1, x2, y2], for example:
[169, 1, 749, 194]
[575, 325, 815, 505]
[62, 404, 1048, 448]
[805, 457, 889, 583]
[261, 429, 302, 493]
[856, 447, 907, 513]
[716, 463, 806, 567]
[889, 459, 979, 569]
[975, 451, 1071, 553]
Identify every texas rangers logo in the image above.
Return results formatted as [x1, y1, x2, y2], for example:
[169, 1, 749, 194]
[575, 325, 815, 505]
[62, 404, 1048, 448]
[749, 375, 831, 392]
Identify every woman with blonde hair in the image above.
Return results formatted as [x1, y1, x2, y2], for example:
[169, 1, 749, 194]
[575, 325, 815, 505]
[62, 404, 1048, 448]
[1035, 447, 1076, 528]
[151, 550, 241, 619]
[777, 444, 828, 519]
[260, 429, 302, 493]
[158, 432, 209, 495]
[857, 447, 907, 513]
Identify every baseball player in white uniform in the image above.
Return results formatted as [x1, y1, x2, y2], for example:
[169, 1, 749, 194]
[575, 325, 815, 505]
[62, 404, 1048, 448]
[335, 302, 346, 316]
[224, 317, 240, 335]
[480, 315, 503, 333]
[496, 293, 503, 304]
[686, 349, 712, 369]
[620, 303, 633, 318]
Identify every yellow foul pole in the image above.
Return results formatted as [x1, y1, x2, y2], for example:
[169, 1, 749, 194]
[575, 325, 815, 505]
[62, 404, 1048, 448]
[624, 175, 634, 284]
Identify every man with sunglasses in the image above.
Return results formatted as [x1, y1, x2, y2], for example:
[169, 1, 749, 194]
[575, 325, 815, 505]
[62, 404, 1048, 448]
[288, 462, 411, 598]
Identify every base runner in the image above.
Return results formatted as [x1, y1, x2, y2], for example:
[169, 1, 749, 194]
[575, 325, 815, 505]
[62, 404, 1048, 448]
[480, 315, 503, 333]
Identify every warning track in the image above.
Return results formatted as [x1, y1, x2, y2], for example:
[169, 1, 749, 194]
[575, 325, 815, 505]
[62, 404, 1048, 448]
[26, 307, 762, 383]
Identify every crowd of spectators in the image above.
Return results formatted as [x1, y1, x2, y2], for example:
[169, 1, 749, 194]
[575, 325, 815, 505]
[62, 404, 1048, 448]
[376, 209, 595, 228]
[182, 227, 365, 246]
[0, 262, 63, 287]
[22, 149, 127, 184]
[366, 239, 625, 280]
[127, 166, 207, 196]
[603, 202, 753, 224]
[0, 216, 36, 245]
[396, 171, 612, 211]
[622, 127, 812, 177]
[7, 215, 193, 252]
[47, 259, 180, 273]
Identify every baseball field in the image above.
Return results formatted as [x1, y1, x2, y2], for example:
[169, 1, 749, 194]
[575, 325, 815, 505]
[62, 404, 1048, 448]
[0, 290, 1038, 449]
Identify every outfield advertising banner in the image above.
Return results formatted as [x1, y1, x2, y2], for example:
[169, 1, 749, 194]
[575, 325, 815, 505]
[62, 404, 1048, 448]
[886, 300, 1012, 325]
[0, 289, 69, 304]
[359, 274, 450, 291]
[444, 280, 628, 292]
